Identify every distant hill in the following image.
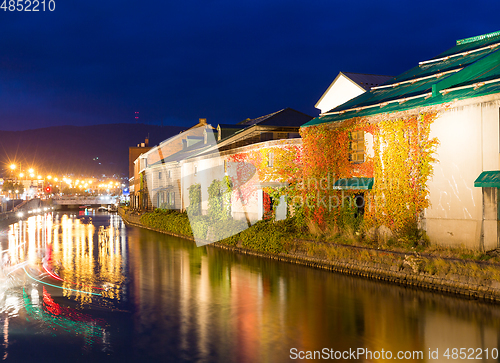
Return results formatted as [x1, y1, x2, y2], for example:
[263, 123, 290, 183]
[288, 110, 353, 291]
[0, 123, 185, 178]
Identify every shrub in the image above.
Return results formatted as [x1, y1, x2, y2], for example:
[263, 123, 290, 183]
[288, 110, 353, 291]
[219, 218, 301, 254]
[191, 215, 211, 240]
[140, 209, 193, 236]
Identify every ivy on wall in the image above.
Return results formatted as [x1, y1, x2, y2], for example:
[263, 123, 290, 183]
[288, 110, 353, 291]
[227, 141, 303, 207]
[370, 113, 439, 234]
[208, 176, 232, 221]
[299, 112, 439, 236]
[299, 120, 374, 228]
[187, 183, 201, 217]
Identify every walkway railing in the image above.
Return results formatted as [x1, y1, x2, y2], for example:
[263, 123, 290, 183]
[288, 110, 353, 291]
[52, 196, 119, 205]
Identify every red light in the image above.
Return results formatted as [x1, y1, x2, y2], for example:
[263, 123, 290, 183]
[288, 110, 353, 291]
[45, 186, 52, 193]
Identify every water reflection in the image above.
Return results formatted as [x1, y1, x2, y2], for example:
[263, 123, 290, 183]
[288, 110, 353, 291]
[127, 228, 500, 362]
[0, 212, 129, 361]
[0, 214, 498, 362]
[3, 214, 127, 303]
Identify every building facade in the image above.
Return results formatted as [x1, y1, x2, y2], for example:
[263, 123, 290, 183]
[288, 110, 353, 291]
[130, 109, 312, 224]
[303, 30, 500, 250]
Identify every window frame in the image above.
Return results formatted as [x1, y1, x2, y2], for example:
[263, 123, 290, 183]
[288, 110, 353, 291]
[267, 152, 274, 168]
[349, 130, 365, 164]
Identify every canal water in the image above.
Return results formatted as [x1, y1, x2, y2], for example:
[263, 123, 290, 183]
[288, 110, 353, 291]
[0, 212, 498, 362]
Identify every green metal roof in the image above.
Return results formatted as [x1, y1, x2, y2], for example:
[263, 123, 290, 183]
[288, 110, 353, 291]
[474, 171, 500, 187]
[436, 30, 500, 58]
[303, 30, 500, 128]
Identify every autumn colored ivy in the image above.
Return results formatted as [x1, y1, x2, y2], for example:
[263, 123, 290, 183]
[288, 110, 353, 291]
[227, 141, 303, 206]
[299, 112, 439, 236]
[298, 119, 374, 228]
[370, 113, 439, 234]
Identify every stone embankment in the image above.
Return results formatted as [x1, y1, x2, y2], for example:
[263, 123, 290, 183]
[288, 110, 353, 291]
[118, 208, 500, 304]
[0, 198, 44, 226]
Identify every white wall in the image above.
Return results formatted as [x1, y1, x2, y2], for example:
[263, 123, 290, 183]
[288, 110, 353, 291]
[425, 99, 500, 249]
[316, 74, 365, 114]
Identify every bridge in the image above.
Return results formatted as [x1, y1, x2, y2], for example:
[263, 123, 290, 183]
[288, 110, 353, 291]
[52, 195, 119, 206]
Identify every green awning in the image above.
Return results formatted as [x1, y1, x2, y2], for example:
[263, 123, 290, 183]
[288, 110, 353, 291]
[474, 171, 500, 187]
[333, 177, 374, 190]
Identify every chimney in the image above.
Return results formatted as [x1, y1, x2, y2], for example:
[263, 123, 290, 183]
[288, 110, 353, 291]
[145, 137, 149, 147]
[199, 118, 207, 125]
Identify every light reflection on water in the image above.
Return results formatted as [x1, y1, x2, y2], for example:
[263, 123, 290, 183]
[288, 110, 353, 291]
[0, 212, 129, 362]
[2, 213, 127, 304]
[0, 213, 497, 362]
[128, 228, 500, 363]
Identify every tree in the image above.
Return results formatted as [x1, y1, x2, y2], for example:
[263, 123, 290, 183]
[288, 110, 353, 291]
[2, 181, 24, 195]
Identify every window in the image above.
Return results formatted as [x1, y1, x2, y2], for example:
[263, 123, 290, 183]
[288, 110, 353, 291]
[349, 130, 365, 163]
[168, 170, 171, 179]
[158, 172, 162, 180]
[194, 166, 198, 176]
[261, 133, 273, 142]
[168, 192, 175, 207]
[267, 152, 274, 167]
[157, 192, 164, 207]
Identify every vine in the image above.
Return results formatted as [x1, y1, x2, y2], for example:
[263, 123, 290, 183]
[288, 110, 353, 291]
[299, 112, 439, 238]
[207, 176, 232, 221]
[370, 113, 439, 235]
[187, 183, 201, 217]
[227, 142, 303, 214]
[299, 120, 374, 229]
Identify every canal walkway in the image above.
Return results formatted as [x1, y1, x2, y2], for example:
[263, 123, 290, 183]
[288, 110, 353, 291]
[0, 198, 45, 226]
[118, 208, 500, 304]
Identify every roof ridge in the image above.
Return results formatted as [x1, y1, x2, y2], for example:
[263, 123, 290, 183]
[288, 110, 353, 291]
[457, 30, 500, 46]
[342, 71, 393, 77]
[240, 109, 284, 125]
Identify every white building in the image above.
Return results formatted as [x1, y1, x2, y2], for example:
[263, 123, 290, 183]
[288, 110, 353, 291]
[315, 72, 392, 114]
[304, 30, 500, 250]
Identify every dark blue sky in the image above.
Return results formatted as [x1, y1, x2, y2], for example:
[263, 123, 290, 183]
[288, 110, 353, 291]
[0, 0, 499, 130]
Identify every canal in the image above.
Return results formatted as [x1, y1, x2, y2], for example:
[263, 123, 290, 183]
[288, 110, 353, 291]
[0, 212, 498, 362]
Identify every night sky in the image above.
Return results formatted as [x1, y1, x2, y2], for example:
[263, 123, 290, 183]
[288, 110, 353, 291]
[0, 0, 499, 131]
